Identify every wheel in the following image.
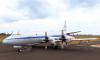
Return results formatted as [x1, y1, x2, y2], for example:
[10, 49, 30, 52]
[54, 45, 59, 49]
[17, 49, 22, 53]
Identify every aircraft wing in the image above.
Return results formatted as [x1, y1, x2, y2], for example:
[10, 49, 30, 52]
[71, 38, 99, 41]
[67, 38, 100, 45]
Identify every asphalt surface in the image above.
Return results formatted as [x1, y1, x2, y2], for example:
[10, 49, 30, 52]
[0, 45, 100, 60]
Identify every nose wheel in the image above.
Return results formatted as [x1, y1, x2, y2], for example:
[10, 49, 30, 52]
[17, 49, 22, 53]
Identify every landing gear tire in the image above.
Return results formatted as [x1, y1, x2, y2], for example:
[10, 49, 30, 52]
[31, 45, 34, 49]
[54, 45, 59, 49]
[17, 49, 22, 53]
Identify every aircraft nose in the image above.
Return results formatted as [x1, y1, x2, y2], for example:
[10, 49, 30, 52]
[2, 39, 11, 44]
[0, 38, 6, 44]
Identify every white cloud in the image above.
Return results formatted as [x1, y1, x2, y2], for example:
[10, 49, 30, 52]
[0, 18, 65, 35]
[0, 0, 100, 35]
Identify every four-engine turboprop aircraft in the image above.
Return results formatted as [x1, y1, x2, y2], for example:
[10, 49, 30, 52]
[1, 30, 99, 53]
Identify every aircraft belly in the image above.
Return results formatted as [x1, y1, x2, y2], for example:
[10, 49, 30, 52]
[3, 38, 44, 45]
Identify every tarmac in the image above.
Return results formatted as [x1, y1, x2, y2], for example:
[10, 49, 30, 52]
[0, 44, 100, 60]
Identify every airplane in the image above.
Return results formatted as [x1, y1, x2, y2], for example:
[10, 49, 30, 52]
[0, 30, 99, 53]
[0, 20, 99, 53]
[0, 31, 70, 52]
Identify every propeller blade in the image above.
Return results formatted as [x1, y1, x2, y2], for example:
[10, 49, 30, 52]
[44, 32, 49, 49]
[60, 30, 66, 49]
[45, 32, 49, 42]
[8, 32, 13, 36]
[67, 31, 81, 35]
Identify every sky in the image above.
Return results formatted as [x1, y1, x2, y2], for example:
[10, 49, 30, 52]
[0, 0, 100, 35]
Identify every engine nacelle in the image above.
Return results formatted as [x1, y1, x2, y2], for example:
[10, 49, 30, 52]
[50, 40, 57, 45]
[13, 46, 22, 49]
[66, 36, 75, 42]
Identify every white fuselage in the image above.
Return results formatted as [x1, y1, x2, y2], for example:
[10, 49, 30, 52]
[2, 34, 75, 46]
[2, 35, 45, 45]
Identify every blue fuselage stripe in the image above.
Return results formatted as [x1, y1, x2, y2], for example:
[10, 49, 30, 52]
[13, 36, 46, 39]
[10, 35, 62, 39]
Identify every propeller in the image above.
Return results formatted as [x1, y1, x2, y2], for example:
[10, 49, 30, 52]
[44, 32, 49, 49]
[67, 31, 81, 35]
[7, 32, 13, 36]
[60, 30, 66, 49]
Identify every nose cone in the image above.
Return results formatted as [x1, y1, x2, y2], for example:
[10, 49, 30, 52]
[2, 39, 11, 44]
[2, 39, 8, 44]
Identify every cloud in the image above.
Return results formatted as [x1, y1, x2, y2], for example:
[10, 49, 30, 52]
[67, 0, 100, 8]
[63, 0, 100, 34]
[0, 0, 100, 34]
[16, 0, 51, 19]
[0, 18, 64, 35]
[0, 0, 18, 22]
[0, 0, 61, 23]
